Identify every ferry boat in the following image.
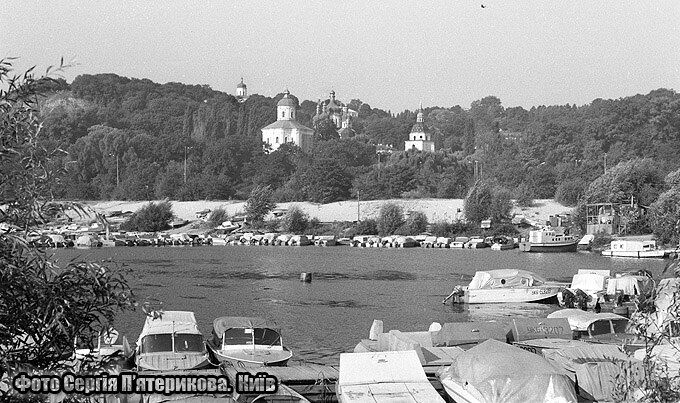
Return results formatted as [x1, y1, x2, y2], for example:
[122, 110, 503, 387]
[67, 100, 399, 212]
[208, 316, 292, 366]
[519, 227, 578, 252]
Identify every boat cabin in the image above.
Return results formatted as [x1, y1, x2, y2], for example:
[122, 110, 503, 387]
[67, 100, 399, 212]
[135, 311, 209, 371]
[528, 227, 575, 244]
[609, 239, 658, 252]
[468, 269, 547, 290]
[211, 317, 284, 351]
[547, 309, 633, 342]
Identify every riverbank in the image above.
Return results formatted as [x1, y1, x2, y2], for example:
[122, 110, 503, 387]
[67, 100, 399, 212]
[85, 198, 572, 226]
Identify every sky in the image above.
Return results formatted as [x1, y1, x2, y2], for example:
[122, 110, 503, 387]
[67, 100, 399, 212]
[2, 1, 679, 112]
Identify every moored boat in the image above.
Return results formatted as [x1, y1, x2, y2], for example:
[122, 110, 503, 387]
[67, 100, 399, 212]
[443, 269, 565, 304]
[337, 350, 445, 403]
[601, 239, 669, 258]
[547, 308, 639, 349]
[135, 311, 212, 371]
[438, 339, 577, 403]
[519, 226, 578, 252]
[208, 316, 292, 366]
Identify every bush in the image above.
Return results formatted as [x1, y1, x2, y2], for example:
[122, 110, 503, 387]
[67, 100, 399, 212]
[590, 231, 613, 250]
[377, 203, 405, 236]
[402, 211, 428, 235]
[431, 221, 451, 237]
[120, 200, 174, 232]
[354, 218, 378, 235]
[280, 206, 309, 233]
[492, 223, 520, 236]
[208, 207, 229, 227]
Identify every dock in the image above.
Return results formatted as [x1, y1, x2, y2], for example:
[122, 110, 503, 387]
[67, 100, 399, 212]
[221, 363, 339, 402]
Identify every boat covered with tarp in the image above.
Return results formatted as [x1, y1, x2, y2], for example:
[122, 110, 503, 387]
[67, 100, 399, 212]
[439, 339, 577, 403]
[209, 316, 292, 366]
[337, 350, 445, 403]
[135, 311, 211, 371]
[513, 338, 642, 401]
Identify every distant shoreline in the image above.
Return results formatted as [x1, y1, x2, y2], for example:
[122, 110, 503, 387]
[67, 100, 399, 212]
[82, 199, 573, 225]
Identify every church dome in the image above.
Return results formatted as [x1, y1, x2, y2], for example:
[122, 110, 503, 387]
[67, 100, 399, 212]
[277, 90, 296, 107]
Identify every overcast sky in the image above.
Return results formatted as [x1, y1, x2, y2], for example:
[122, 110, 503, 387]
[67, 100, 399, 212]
[3, 1, 679, 112]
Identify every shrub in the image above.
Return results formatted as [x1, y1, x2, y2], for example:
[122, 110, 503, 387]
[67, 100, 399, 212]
[208, 207, 229, 227]
[354, 218, 378, 235]
[377, 203, 405, 236]
[280, 206, 309, 233]
[431, 221, 451, 237]
[492, 223, 520, 236]
[590, 231, 613, 250]
[404, 211, 428, 235]
[120, 200, 174, 232]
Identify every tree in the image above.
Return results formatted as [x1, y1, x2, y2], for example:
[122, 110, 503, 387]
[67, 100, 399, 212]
[245, 185, 275, 222]
[120, 200, 174, 231]
[464, 180, 512, 224]
[554, 179, 587, 207]
[280, 205, 309, 233]
[648, 188, 680, 245]
[0, 59, 134, 390]
[377, 203, 405, 236]
[300, 158, 352, 203]
[399, 211, 428, 235]
[313, 115, 339, 141]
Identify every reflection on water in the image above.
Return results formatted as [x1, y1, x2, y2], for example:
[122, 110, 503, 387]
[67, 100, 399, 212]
[51, 246, 668, 365]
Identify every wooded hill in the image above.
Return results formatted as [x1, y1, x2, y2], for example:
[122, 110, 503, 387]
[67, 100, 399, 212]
[39, 74, 680, 206]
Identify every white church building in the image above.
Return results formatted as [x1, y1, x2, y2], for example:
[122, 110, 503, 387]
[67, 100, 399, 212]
[261, 90, 314, 153]
[404, 104, 435, 152]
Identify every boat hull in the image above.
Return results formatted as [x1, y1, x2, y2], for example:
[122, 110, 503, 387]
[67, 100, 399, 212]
[207, 344, 292, 366]
[464, 286, 563, 304]
[601, 249, 666, 258]
[520, 241, 578, 253]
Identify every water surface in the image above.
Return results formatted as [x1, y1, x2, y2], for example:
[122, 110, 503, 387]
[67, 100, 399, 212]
[50, 246, 667, 365]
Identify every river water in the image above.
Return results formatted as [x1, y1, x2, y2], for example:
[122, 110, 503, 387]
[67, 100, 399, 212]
[50, 246, 667, 365]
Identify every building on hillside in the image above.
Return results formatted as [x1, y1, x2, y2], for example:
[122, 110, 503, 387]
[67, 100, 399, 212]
[404, 104, 435, 152]
[261, 89, 314, 153]
[314, 90, 358, 134]
[236, 78, 248, 102]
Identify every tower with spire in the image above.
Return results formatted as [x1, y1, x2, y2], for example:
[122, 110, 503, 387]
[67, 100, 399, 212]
[236, 78, 248, 102]
[404, 103, 435, 152]
[260, 89, 313, 152]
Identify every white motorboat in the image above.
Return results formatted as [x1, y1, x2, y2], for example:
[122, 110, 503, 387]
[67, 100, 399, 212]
[601, 239, 669, 258]
[208, 316, 292, 366]
[135, 311, 211, 371]
[443, 269, 565, 304]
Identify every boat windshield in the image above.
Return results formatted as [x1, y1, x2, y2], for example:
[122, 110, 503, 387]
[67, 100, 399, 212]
[222, 328, 282, 346]
[589, 320, 613, 337]
[141, 334, 172, 353]
[175, 334, 205, 352]
[141, 333, 204, 353]
[611, 319, 630, 334]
